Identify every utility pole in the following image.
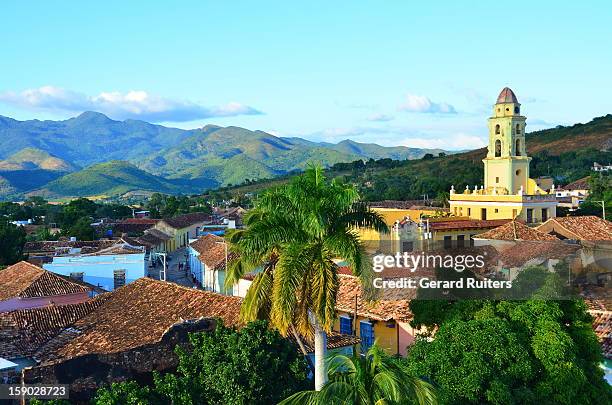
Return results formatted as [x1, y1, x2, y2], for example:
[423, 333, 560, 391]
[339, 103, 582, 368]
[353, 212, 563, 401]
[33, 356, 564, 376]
[153, 252, 167, 281]
[594, 200, 606, 220]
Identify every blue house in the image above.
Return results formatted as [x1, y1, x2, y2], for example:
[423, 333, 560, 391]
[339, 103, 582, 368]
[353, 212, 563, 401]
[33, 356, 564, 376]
[43, 243, 146, 292]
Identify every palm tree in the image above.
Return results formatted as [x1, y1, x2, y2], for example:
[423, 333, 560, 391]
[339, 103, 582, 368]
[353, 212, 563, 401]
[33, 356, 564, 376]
[225, 165, 388, 390]
[279, 344, 437, 405]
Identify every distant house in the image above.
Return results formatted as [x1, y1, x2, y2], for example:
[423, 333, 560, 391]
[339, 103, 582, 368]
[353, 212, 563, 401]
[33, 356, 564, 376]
[536, 216, 612, 241]
[42, 242, 146, 291]
[134, 228, 173, 257]
[0, 262, 92, 312]
[153, 213, 213, 252]
[593, 162, 612, 172]
[189, 234, 235, 294]
[111, 218, 160, 236]
[555, 177, 590, 210]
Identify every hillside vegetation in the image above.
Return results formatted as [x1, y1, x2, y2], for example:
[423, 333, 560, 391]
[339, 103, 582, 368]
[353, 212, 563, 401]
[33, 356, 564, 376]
[218, 114, 612, 202]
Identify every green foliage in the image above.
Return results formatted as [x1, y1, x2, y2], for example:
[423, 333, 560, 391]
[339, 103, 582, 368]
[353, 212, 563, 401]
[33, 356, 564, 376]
[280, 344, 437, 405]
[578, 172, 611, 220]
[146, 193, 212, 219]
[226, 165, 388, 336]
[65, 216, 95, 240]
[93, 320, 310, 405]
[94, 381, 158, 405]
[405, 268, 612, 405]
[0, 220, 26, 265]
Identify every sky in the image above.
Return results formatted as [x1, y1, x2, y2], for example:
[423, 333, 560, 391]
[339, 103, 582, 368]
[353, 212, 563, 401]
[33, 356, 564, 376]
[1, 1, 611, 150]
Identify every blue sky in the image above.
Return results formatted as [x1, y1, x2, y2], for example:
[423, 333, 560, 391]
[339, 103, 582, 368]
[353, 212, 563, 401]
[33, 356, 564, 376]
[1, 1, 610, 150]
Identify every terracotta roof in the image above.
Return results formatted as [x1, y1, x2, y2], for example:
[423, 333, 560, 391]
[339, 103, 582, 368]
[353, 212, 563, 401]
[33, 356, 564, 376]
[589, 310, 611, 358]
[163, 213, 212, 229]
[429, 219, 510, 231]
[34, 278, 243, 365]
[560, 177, 591, 191]
[475, 220, 558, 241]
[0, 299, 106, 359]
[24, 240, 116, 255]
[143, 228, 173, 241]
[496, 87, 519, 104]
[190, 234, 236, 270]
[369, 200, 438, 210]
[336, 275, 413, 322]
[537, 216, 612, 241]
[121, 218, 160, 225]
[291, 331, 360, 353]
[0, 262, 91, 301]
[497, 241, 580, 268]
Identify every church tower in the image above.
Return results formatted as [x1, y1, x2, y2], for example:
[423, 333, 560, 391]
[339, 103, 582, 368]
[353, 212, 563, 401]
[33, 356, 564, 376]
[483, 87, 530, 195]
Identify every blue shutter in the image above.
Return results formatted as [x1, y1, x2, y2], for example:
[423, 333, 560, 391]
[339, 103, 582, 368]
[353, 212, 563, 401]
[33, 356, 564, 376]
[360, 321, 374, 352]
[339, 316, 353, 335]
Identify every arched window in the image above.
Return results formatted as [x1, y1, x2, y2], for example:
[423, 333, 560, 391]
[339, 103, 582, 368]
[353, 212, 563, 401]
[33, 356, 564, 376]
[515, 139, 521, 156]
[495, 124, 500, 135]
[514, 106, 520, 114]
[516, 124, 521, 134]
[495, 140, 501, 157]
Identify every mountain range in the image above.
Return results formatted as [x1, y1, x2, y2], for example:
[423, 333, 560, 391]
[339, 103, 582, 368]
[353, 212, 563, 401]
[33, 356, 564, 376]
[0, 112, 446, 199]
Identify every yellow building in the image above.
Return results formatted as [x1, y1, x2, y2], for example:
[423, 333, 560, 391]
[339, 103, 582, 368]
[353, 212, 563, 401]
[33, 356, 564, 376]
[449, 88, 557, 224]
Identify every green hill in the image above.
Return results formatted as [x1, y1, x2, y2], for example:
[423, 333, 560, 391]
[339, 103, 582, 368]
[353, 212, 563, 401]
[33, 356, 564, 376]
[32, 161, 199, 198]
[138, 125, 443, 188]
[0, 147, 77, 171]
[220, 114, 612, 201]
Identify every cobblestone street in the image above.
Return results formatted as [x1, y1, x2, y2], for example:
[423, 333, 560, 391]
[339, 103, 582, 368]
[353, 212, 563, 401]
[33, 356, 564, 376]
[147, 247, 196, 288]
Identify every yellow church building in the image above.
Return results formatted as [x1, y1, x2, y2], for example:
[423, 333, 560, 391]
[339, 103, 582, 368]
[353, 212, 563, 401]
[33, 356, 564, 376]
[449, 87, 557, 224]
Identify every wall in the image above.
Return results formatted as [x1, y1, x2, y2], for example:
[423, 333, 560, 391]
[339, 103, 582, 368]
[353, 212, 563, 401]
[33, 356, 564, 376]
[188, 247, 204, 285]
[43, 253, 146, 291]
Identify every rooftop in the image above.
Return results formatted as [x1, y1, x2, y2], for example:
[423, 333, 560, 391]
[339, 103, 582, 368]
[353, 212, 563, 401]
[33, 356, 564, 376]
[475, 220, 559, 241]
[428, 218, 510, 231]
[496, 87, 519, 104]
[163, 212, 212, 229]
[190, 234, 236, 270]
[336, 275, 413, 322]
[536, 216, 612, 241]
[560, 177, 591, 191]
[0, 261, 91, 302]
[496, 241, 580, 268]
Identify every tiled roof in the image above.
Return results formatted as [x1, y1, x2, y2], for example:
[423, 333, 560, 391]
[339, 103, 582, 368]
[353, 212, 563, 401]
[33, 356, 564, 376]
[24, 240, 116, 255]
[589, 310, 611, 358]
[336, 275, 413, 322]
[143, 228, 173, 241]
[34, 278, 243, 365]
[496, 87, 519, 104]
[291, 331, 360, 353]
[163, 213, 212, 229]
[475, 220, 558, 241]
[0, 299, 106, 359]
[537, 216, 612, 241]
[429, 219, 510, 231]
[190, 234, 236, 270]
[560, 177, 590, 191]
[0, 262, 90, 301]
[369, 200, 437, 210]
[121, 218, 160, 225]
[497, 241, 580, 268]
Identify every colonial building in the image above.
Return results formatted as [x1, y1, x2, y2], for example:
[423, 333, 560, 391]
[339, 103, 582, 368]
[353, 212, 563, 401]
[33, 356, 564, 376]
[449, 87, 558, 224]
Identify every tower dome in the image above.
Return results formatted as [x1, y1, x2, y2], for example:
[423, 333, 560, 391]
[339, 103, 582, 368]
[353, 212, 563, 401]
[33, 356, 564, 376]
[496, 87, 519, 104]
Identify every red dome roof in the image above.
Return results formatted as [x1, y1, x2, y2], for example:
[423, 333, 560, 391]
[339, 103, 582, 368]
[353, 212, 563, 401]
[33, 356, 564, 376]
[496, 87, 519, 104]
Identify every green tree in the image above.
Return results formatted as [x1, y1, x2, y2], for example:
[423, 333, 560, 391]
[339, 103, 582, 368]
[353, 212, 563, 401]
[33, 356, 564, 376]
[225, 165, 388, 390]
[153, 320, 309, 404]
[94, 381, 158, 405]
[405, 270, 612, 405]
[65, 217, 95, 240]
[0, 221, 26, 265]
[281, 344, 436, 405]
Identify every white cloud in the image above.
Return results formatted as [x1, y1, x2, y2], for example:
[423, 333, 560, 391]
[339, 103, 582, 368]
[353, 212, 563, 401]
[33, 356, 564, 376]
[398, 93, 456, 114]
[397, 133, 486, 150]
[0, 86, 262, 122]
[366, 113, 394, 122]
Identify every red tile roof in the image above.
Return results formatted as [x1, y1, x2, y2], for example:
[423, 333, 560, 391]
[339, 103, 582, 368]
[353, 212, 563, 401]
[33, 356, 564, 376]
[560, 177, 590, 191]
[497, 241, 580, 268]
[162, 213, 212, 229]
[589, 310, 611, 358]
[0, 262, 91, 301]
[476, 220, 558, 241]
[429, 219, 510, 231]
[336, 275, 413, 322]
[190, 234, 236, 270]
[34, 278, 243, 365]
[537, 216, 612, 241]
[496, 87, 519, 104]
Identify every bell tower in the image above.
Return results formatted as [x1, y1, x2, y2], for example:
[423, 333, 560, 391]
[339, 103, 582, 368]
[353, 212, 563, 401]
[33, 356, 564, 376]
[483, 87, 530, 195]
